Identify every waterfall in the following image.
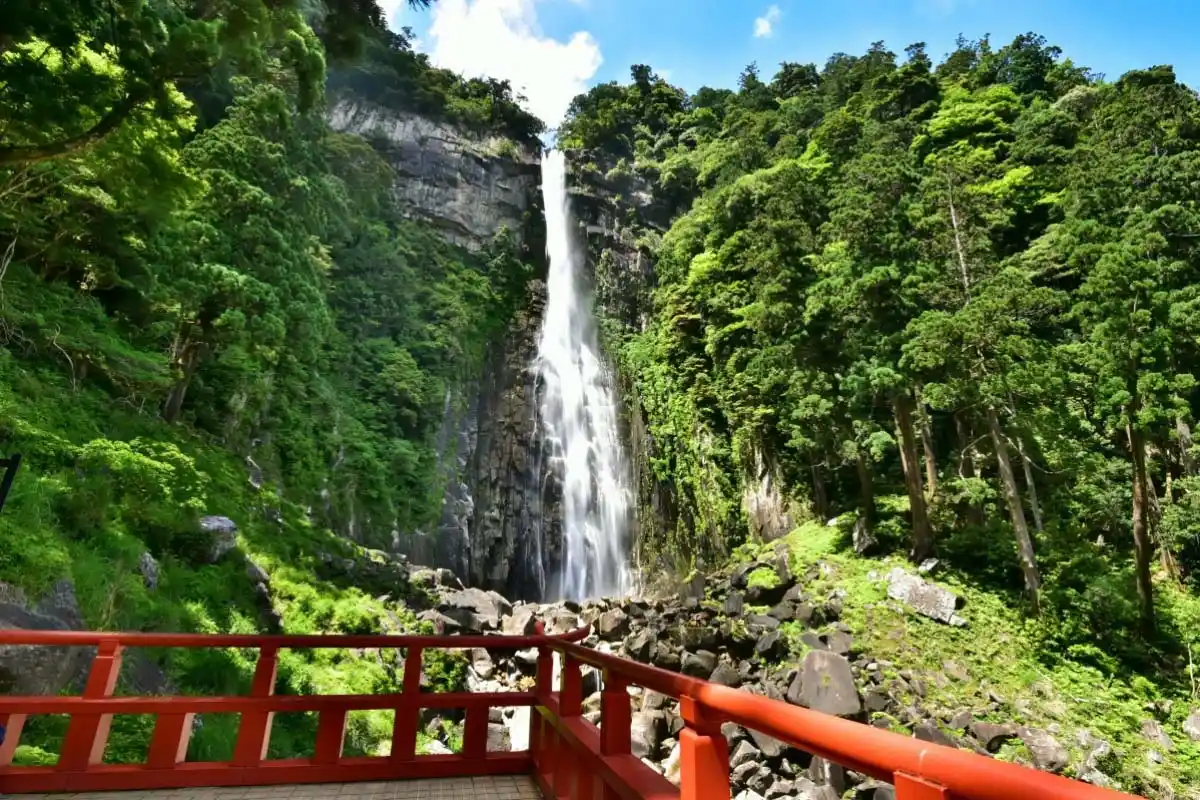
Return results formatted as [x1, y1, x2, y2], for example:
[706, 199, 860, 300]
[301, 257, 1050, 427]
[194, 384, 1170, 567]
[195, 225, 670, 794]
[535, 150, 633, 602]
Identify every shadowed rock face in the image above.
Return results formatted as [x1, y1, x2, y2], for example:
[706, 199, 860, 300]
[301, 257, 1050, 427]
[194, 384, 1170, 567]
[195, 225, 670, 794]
[0, 580, 91, 696]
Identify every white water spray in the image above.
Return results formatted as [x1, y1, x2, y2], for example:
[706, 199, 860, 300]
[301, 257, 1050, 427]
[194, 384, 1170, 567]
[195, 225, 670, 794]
[536, 150, 633, 602]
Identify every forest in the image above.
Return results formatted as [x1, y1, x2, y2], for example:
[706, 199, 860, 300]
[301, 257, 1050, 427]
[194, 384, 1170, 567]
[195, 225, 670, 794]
[558, 37, 1200, 666]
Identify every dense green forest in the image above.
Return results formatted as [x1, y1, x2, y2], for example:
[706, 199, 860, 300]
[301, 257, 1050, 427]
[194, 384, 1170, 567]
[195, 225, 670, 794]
[560, 38, 1200, 664]
[0, 0, 537, 761]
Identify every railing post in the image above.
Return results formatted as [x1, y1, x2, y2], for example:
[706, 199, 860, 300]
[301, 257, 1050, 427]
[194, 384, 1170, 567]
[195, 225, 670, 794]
[679, 696, 729, 800]
[895, 773, 950, 800]
[390, 646, 423, 761]
[313, 709, 348, 765]
[0, 713, 27, 767]
[233, 646, 279, 766]
[58, 639, 123, 770]
[599, 668, 630, 756]
[463, 704, 489, 760]
[559, 654, 583, 717]
[147, 713, 195, 770]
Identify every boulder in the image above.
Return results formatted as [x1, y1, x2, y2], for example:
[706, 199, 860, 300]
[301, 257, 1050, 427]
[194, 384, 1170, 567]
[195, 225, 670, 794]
[680, 625, 719, 651]
[731, 740, 762, 767]
[440, 588, 508, 630]
[755, 630, 785, 660]
[1185, 709, 1200, 742]
[809, 756, 847, 794]
[789, 651, 862, 718]
[487, 722, 511, 752]
[200, 516, 239, 562]
[0, 580, 91, 696]
[885, 568, 965, 626]
[725, 592, 745, 616]
[1017, 727, 1068, 773]
[662, 740, 682, 786]
[245, 559, 270, 585]
[1141, 718, 1173, 750]
[710, 662, 742, 688]
[417, 609, 464, 635]
[139, 551, 160, 590]
[598, 608, 630, 640]
[682, 650, 718, 679]
[820, 630, 853, 656]
[652, 647, 682, 671]
[852, 516, 876, 555]
[746, 727, 787, 760]
[502, 605, 538, 636]
[913, 722, 956, 747]
[470, 648, 495, 680]
[1075, 729, 1113, 788]
[731, 563, 759, 590]
[624, 629, 657, 662]
[630, 711, 667, 759]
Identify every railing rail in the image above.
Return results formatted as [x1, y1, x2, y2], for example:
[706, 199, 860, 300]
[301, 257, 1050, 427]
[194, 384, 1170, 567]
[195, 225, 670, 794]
[0, 624, 587, 794]
[533, 636, 1140, 800]
[0, 622, 1142, 799]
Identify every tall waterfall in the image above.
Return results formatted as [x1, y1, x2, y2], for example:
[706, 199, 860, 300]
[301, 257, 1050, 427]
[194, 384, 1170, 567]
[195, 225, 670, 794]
[535, 150, 632, 602]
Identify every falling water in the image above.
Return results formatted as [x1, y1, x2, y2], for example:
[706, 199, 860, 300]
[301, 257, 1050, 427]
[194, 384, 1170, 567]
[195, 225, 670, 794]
[535, 150, 633, 602]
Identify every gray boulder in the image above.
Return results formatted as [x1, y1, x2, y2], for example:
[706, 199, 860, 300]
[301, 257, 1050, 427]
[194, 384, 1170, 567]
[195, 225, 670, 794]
[682, 650, 718, 679]
[470, 648, 495, 680]
[0, 580, 91, 696]
[755, 630, 785, 660]
[731, 740, 762, 767]
[624, 628, 657, 662]
[1184, 709, 1200, 742]
[630, 711, 667, 759]
[1017, 727, 1069, 773]
[245, 558, 270, 585]
[439, 588, 508, 630]
[710, 662, 742, 688]
[789, 651, 862, 718]
[809, 756, 847, 794]
[502, 605, 538, 636]
[970, 721, 1014, 751]
[598, 608, 630, 639]
[487, 722, 510, 752]
[200, 516, 239, 562]
[139, 551, 160, 590]
[914, 722, 956, 747]
[746, 726, 787, 760]
[886, 568, 965, 625]
[1141, 718, 1173, 750]
[725, 592, 745, 616]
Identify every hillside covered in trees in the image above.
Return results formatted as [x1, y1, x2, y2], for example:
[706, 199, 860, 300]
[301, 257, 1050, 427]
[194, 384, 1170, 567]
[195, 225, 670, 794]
[560, 32, 1200, 715]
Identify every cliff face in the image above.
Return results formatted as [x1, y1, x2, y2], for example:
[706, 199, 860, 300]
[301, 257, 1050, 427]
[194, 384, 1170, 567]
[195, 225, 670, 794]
[329, 98, 558, 599]
[328, 100, 541, 251]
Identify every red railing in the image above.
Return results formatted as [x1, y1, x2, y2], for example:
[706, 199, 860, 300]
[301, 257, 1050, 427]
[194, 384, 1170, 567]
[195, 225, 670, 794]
[0, 625, 1140, 799]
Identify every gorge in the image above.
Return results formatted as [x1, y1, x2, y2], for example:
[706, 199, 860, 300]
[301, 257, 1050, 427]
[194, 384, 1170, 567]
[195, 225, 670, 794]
[3, 4, 1200, 796]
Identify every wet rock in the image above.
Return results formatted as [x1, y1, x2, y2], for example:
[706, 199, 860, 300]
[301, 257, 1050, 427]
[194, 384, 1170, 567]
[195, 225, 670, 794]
[598, 608, 630, 639]
[139, 551, 160, 590]
[971, 722, 1017, 753]
[885, 568, 965, 626]
[682, 650, 717, 679]
[200, 516, 239, 562]
[1017, 727, 1069, 773]
[1141, 718, 1174, 750]
[789, 651, 862, 718]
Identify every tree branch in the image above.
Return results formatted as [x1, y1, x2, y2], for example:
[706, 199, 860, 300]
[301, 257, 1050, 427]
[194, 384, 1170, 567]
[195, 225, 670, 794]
[0, 90, 148, 167]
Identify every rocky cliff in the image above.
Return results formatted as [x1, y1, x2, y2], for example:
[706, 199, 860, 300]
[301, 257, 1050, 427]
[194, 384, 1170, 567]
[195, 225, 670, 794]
[329, 98, 559, 599]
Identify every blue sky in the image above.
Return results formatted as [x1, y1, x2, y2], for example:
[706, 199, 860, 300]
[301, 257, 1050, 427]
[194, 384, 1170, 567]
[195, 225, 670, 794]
[388, 0, 1200, 127]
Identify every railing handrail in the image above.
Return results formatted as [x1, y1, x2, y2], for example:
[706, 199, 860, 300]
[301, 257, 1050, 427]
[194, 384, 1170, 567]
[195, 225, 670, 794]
[544, 636, 1138, 800]
[0, 627, 588, 649]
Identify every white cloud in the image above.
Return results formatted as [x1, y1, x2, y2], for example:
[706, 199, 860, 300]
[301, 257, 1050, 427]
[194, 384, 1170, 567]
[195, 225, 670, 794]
[423, 0, 603, 128]
[753, 4, 782, 38]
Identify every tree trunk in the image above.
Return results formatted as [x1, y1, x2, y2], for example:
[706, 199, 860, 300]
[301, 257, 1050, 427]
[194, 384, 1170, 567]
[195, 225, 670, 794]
[954, 412, 984, 526]
[895, 393, 934, 561]
[163, 339, 203, 424]
[916, 385, 938, 500]
[1014, 433, 1044, 533]
[811, 464, 829, 521]
[856, 452, 875, 532]
[987, 407, 1041, 608]
[1127, 420, 1157, 632]
[1178, 417, 1196, 477]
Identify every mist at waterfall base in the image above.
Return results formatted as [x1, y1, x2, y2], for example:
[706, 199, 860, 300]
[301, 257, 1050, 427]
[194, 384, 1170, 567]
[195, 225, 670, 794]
[534, 150, 634, 603]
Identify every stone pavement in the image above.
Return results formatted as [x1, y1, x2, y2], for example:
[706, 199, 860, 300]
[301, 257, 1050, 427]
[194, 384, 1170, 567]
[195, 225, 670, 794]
[8, 775, 541, 800]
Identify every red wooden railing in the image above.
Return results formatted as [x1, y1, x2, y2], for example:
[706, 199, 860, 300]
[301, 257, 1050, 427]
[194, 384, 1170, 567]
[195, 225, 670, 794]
[0, 624, 1139, 799]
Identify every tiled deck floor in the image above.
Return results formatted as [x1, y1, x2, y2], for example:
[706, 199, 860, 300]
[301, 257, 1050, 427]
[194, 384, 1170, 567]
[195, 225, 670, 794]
[9, 775, 542, 800]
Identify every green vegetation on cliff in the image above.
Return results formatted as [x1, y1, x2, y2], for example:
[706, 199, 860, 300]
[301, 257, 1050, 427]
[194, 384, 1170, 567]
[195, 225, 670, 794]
[0, 0, 531, 763]
[561, 36, 1200, 785]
